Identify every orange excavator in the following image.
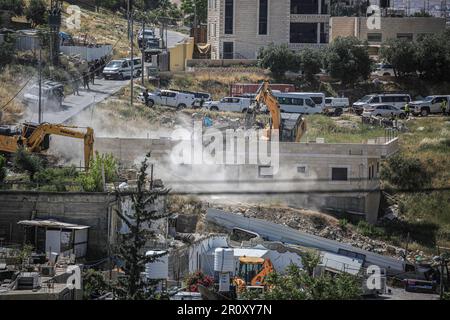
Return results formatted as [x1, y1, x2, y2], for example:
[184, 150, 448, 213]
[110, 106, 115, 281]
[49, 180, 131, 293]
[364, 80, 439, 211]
[0, 122, 94, 170]
[247, 80, 307, 142]
[233, 256, 275, 292]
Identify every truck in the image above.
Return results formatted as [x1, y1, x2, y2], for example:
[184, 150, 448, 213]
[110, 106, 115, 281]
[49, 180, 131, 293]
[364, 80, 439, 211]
[323, 97, 350, 116]
[140, 89, 196, 109]
[408, 95, 450, 116]
[204, 97, 252, 113]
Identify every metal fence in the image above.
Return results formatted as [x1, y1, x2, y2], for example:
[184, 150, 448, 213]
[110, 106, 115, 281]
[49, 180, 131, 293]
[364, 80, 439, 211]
[60, 44, 113, 61]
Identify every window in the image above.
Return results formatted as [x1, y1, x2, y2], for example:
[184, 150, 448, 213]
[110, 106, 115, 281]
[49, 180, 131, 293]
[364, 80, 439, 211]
[394, 96, 409, 103]
[297, 165, 307, 175]
[367, 33, 382, 42]
[259, 0, 268, 35]
[225, 0, 234, 34]
[331, 167, 348, 181]
[291, 0, 319, 14]
[258, 165, 273, 178]
[381, 96, 394, 103]
[290, 23, 317, 43]
[311, 96, 323, 105]
[397, 33, 413, 41]
[223, 42, 234, 59]
[433, 97, 446, 104]
[319, 23, 328, 43]
[370, 96, 380, 103]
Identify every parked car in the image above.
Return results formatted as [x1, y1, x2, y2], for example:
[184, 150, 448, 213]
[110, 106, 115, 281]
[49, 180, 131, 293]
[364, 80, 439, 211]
[323, 97, 350, 116]
[408, 95, 450, 116]
[103, 58, 142, 80]
[362, 104, 406, 119]
[204, 97, 252, 113]
[352, 93, 411, 115]
[139, 89, 195, 109]
[23, 80, 64, 110]
[372, 63, 395, 77]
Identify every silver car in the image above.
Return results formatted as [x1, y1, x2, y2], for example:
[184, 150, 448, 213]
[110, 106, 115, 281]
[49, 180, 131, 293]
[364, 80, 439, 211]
[362, 104, 406, 119]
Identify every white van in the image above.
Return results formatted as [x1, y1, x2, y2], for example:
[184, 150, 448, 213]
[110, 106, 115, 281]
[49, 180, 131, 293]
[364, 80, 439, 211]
[352, 93, 411, 115]
[103, 58, 141, 80]
[302, 92, 326, 110]
[142, 89, 196, 109]
[273, 92, 321, 114]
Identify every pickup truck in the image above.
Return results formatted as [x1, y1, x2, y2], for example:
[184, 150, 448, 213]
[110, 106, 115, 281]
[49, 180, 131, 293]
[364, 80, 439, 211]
[408, 95, 450, 116]
[140, 90, 195, 109]
[204, 97, 252, 113]
[323, 97, 350, 116]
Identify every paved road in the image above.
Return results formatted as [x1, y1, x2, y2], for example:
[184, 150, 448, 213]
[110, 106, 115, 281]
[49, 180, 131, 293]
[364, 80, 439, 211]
[22, 78, 129, 124]
[21, 29, 187, 124]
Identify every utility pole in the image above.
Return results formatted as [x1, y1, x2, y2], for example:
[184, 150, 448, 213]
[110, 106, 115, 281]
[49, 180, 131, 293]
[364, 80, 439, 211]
[130, 8, 134, 108]
[141, 20, 145, 86]
[38, 48, 42, 123]
[127, 0, 130, 40]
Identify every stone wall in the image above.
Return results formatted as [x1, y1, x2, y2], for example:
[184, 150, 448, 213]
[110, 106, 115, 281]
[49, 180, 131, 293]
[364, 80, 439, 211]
[0, 192, 117, 260]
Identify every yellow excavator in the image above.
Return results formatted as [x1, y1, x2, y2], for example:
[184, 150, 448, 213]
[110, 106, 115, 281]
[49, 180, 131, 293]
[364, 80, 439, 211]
[247, 80, 307, 142]
[0, 122, 94, 170]
[233, 257, 275, 293]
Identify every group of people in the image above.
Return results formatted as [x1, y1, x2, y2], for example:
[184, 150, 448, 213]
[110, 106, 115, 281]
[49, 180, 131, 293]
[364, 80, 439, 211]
[71, 56, 109, 95]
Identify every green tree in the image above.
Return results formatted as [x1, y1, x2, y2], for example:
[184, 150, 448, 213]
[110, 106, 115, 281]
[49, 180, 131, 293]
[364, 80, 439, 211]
[13, 148, 43, 181]
[0, 0, 25, 15]
[0, 155, 6, 186]
[78, 152, 118, 192]
[380, 39, 418, 77]
[83, 269, 111, 300]
[298, 48, 322, 82]
[114, 152, 172, 300]
[258, 43, 299, 79]
[34, 166, 80, 192]
[380, 153, 432, 190]
[324, 37, 372, 85]
[416, 32, 450, 81]
[247, 259, 362, 300]
[181, 0, 207, 26]
[25, 0, 47, 27]
[0, 40, 16, 68]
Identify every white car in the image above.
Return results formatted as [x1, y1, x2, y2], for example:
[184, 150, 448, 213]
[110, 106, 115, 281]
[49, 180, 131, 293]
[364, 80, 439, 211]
[141, 90, 196, 109]
[352, 93, 411, 115]
[362, 104, 406, 119]
[372, 63, 395, 77]
[204, 97, 252, 113]
[103, 58, 141, 80]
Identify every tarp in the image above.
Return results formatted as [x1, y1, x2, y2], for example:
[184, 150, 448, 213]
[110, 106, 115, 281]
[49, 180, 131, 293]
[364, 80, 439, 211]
[196, 43, 210, 54]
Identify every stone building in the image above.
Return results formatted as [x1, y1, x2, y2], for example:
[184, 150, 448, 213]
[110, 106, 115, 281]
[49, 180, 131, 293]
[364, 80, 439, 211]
[207, 0, 331, 59]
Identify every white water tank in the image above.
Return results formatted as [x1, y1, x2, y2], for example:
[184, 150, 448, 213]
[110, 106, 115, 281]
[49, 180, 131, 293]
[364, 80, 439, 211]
[214, 248, 234, 273]
[145, 250, 168, 279]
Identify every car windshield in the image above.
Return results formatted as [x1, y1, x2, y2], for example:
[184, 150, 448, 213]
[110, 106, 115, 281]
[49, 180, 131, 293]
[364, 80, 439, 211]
[424, 96, 433, 101]
[358, 95, 373, 103]
[107, 61, 122, 68]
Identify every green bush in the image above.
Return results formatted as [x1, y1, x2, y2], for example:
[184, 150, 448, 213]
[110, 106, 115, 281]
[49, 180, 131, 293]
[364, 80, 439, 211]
[258, 43, 299, 78]
[0, 41, 16, 68]
[0, 0, 25, 15]
[13, 148, 43, 181]
[78, 152, 118, 192]
[380, 153, 432, 190]
[380, 39, 419, 77]
[324, 37, 373, 85]
[298, 47, 323, 82]
[34, 166, 80, 192]
[25, 0, 47, 26]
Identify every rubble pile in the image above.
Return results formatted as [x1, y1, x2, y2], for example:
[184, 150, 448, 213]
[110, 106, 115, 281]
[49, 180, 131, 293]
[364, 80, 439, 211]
[217, 204, 409, 260]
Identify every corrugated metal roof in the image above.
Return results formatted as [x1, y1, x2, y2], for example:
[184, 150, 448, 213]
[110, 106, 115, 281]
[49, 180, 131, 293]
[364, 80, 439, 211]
[17, 220, 90, 230]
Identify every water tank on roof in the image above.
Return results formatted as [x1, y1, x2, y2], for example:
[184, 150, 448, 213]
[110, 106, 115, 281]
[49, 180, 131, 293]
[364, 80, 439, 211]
[214, 248, 234, 273]
[145, 250, 168, 280]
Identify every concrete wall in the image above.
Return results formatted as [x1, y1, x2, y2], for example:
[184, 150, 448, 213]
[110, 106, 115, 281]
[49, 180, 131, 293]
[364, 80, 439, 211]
[330, 17, 446, 43]
[0, 192, 117, 260]
[169, 37, 194, 72]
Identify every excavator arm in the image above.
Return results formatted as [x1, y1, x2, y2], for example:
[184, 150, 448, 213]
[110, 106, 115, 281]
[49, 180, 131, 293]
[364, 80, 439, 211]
[25, 123, 94, 170]
[251, 258, 274, 286]
[253, 81, 306, 142]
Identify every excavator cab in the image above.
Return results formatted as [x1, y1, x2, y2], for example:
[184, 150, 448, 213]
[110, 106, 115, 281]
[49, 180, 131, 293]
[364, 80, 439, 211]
[22, 123, 50, 150]
[234, 257, 274, 292]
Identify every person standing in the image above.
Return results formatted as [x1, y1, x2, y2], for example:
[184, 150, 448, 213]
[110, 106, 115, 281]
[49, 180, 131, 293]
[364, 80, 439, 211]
[404, 103, 410, 118]
[143, 89, 149, 106]
[89, 64, 95, 85]
[73, 76, 80, 95]
[441, 99, 448, 116]
[82, 71, 90, 90]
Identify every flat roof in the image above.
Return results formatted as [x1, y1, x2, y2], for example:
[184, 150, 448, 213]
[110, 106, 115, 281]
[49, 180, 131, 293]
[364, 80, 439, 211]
[17, 220, 90, 230]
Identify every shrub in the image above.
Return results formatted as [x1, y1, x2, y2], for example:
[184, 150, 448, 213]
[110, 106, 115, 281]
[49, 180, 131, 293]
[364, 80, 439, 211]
[380, 153, 432, 190]
[25, 0, 48, 26]
[185, 271, 214, 292]
[380, 39, 419, 77]
[0, 0, 25, 15]
[258, 43, 299, 78]
[34, 166, 80, 191]
[13, 148, 43, 180]
[324, 37, 372, 85]
[78, 152, 118, 192]
[0, 41, 16, 68]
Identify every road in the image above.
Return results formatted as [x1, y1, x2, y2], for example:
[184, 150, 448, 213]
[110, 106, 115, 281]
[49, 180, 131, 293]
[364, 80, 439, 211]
[21, 29, 187, 124]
